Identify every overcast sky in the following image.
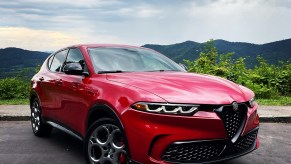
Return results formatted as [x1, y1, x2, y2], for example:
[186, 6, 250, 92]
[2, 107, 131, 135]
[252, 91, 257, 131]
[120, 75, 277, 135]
[0, 0, 291, 51]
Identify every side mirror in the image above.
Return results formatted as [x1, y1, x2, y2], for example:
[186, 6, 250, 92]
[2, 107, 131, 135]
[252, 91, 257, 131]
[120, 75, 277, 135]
[179, 63, 188, 71]
[63, 62, 84, 75]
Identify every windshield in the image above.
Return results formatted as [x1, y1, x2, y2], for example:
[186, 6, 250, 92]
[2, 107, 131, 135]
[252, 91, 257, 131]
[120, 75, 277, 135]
[87, 47, 185, 73]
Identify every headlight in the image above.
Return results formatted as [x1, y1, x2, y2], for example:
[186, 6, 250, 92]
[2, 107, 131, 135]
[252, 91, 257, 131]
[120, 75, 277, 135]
[131, 102, 199, 116]
[248, 97, 256, 108]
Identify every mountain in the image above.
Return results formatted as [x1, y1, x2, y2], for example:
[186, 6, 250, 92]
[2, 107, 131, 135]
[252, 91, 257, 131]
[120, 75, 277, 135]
[143, 39, 291, 67]
[0, 47, 50, 78]
[0, 39, 291, 79]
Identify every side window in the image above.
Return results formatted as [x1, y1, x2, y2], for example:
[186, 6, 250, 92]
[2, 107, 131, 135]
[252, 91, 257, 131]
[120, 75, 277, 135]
[47, 55, 54, 69]
[50, 50, 68, 72]
[65, 48, 87, 72]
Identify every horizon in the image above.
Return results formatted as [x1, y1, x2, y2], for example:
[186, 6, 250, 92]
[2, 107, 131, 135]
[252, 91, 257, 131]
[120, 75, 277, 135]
[1, 38, 290, 52]
[1, 0, 291, 51]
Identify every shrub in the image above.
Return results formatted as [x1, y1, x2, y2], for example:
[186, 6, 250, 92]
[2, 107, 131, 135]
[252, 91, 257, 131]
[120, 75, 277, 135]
[0, 77, 30, 99]
[184, 40, 291, 99]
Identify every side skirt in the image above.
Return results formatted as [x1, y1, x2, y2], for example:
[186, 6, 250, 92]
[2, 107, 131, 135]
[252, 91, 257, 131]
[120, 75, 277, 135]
[46, 121, 83, 141]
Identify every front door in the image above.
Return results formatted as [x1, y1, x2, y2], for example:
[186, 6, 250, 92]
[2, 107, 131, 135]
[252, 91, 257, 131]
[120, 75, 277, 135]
[55, 48, 91, 133]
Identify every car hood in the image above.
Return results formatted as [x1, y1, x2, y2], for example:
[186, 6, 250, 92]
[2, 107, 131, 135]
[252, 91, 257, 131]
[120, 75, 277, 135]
[106, 72, 253, 104]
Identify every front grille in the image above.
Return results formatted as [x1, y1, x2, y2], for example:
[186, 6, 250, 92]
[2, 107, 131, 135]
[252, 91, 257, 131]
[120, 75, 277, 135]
[162, 129, 258, 163]
[162, 141, 225, 162]
[215, 104, 247, 140]
[234, 129, 258, 152]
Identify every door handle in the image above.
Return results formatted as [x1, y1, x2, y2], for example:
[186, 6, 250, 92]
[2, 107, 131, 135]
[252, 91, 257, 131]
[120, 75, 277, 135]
[55, 79, 63, 85]
[39, 77, 44, 81]
[71, 83, 78, 89]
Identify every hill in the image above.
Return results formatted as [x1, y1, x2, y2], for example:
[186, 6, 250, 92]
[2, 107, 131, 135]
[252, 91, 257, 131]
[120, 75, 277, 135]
[0, 39, 291, 79]
[143, 39, 291, 67]
[0, 48, 50, 78]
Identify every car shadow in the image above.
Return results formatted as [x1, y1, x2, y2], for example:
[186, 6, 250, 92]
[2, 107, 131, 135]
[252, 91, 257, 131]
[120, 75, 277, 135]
[44, 128, 85, 164]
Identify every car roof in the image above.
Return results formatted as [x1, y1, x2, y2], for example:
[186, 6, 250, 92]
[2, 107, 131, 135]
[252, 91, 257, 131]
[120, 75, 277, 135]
[69, 44, 142, 49]
[53, 44, 154, 55]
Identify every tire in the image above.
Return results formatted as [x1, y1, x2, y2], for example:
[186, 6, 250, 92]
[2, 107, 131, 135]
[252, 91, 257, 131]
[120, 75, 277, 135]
[30, 97, 52, 137]
[84, 118, 129, 164]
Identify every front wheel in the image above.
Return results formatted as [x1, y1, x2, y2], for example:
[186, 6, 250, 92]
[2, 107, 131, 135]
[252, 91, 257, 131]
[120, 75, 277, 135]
[30, 97, 52, 137]
[84, 118, 129, 164]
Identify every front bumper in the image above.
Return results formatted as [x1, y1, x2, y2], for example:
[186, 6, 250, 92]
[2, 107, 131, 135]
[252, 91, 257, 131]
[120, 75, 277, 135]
[162, 127, 259, 163]
[121, 103, 259, 163]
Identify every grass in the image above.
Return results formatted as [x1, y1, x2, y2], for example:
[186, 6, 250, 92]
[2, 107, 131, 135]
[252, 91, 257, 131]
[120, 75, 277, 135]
[0, 97, 291, 106]
[257, 96, 291, 106]
[0, 98, 29, 105]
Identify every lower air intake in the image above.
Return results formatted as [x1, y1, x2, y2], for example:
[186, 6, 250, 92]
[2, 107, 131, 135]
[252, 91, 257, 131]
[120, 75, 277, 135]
[162, 129, 258, 163]
[162, 141, 225, 163]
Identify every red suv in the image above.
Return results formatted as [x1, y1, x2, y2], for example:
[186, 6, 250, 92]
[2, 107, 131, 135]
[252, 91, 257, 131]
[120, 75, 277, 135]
[30, 44, 260, 164]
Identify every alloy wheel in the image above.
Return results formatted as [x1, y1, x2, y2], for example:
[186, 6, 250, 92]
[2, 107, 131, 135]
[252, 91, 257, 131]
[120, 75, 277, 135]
[88, 124, 127, 164]
[31, 100, 41, 133]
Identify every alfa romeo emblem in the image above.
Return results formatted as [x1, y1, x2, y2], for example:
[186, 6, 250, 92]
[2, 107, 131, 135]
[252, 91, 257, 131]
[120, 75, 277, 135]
[232, 101, 239, 111]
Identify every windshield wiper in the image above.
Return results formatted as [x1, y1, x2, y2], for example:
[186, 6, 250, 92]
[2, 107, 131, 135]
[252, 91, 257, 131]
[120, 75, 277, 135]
[98, 70, 123, 74]
[146, 70, 177, 72]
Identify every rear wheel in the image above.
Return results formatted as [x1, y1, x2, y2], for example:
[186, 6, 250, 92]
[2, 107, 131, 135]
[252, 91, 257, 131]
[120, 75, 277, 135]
[85, 118, 129, 164]
[30, 97, 52, 137]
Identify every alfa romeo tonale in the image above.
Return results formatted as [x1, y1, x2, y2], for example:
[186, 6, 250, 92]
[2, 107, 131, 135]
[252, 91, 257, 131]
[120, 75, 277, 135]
[30, 44, 259, 164]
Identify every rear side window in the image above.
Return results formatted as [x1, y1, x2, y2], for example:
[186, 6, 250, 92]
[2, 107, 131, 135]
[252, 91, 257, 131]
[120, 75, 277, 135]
[47, 55, 54, 69]
[50, 50, 68, 72]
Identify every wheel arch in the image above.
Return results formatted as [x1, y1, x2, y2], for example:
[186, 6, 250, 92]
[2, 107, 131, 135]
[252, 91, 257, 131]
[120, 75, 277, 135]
[86, 104, 124, 132]
[29, 90, 40, 107]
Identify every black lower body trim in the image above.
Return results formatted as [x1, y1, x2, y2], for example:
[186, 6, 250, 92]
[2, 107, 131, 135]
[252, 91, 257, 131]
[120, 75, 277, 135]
[43, 117, 84, 141]
[162, 127, 259, 163]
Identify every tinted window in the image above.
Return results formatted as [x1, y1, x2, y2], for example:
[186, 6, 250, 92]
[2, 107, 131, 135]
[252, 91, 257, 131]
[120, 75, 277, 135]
[65, 48, 87, 71]
[50, 50, 68, 72]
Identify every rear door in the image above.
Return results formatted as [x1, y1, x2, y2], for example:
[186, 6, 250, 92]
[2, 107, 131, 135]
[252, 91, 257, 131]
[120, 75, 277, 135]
[39, 49, 68, 120]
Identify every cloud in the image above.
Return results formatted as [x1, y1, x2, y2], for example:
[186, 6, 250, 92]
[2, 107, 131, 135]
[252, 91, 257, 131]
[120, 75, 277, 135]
[181, 0, 291, 43]
[118, 6, 162, 18]
[0, 27, 129, 51]
[0, 27, 81, 51]
[0, 0, 291, 51]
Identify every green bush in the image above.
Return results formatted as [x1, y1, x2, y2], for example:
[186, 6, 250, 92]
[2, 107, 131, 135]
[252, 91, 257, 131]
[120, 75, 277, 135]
[184, 40, 291, 99]
[0, 67, 36, 100]
[0, 77, 30, 99]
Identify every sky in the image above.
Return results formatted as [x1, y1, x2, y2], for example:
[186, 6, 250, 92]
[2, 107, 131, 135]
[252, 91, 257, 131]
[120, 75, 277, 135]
[0, 0, 291, 51]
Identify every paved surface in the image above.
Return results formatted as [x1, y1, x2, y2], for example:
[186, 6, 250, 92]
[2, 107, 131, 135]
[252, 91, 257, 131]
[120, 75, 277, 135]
[0, 121, 84, 164]
[0, 122, 290, 164]
[0, 105, 30, 120]
[1, 105, 291, 122]
[258, 106, 291, 123]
